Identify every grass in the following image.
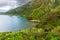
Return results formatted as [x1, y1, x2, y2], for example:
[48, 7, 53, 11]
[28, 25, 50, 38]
[0, 26, 59, 40]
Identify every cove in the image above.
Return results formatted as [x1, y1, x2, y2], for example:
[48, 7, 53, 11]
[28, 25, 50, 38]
[0, 15, 31, 32]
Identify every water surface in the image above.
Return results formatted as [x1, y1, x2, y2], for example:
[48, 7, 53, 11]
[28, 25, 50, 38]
[0, 15, 31, 32]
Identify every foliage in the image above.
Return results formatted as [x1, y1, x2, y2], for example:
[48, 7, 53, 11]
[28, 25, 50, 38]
[2, 0, 60, 40]
[0, 27, 60, 40]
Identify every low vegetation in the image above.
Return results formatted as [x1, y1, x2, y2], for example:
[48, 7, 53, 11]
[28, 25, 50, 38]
[1, 0, 60, 40]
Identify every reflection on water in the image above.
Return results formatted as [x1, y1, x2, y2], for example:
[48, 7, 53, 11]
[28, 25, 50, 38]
[0, 15, 31, 32]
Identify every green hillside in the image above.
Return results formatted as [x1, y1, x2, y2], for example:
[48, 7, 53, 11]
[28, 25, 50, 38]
[6, 0, 53, 20]
[5, 0, 60, 20]
[1, 0, 60, 40]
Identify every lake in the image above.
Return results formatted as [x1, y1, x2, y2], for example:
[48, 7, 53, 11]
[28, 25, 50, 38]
[0, 15, 31, 32]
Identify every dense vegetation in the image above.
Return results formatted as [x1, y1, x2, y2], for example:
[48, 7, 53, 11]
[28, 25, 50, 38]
[1, 0, 60, 40]
[0, 27, 60, 40]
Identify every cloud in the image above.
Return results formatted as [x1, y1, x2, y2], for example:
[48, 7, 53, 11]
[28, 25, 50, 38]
[0, 0, 18, 12]
[0, 0, 31, 7]
[0, 6, 12, 12]
[0, 0, 32, 12]
[0, 0, 18, 7]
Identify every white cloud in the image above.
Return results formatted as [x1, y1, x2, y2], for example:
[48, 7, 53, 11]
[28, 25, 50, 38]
[0, 0, 18, 12]
[0, 0, 15, 4]
[0, 0, 32, 12]
[0, 6, 11, 10]
[0, 0, 18, 6]
[0, 6, 12, 12]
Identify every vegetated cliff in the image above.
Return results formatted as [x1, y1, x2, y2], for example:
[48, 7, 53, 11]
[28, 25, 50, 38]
[1, 0, 60, 40]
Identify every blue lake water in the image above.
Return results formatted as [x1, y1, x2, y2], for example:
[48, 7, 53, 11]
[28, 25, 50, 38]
[0, 15, 31, 32]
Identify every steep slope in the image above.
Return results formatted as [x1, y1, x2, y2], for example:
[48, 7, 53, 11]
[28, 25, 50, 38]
[0, 0, 60, 40]
[5, 0, 52, 19]
[36, 5, 60, 29]
[5, 0, 60, 27]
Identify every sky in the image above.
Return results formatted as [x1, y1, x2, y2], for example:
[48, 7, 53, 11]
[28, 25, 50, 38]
[0, 0, 31, 12]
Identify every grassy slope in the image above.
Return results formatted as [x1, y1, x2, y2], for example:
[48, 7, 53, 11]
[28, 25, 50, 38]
[1, 0, 60, 40]
[0, 27, 60, 40]
[5, 0, 51, 20]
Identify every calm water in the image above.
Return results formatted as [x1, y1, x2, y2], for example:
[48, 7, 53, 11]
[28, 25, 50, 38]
[0, 15, 31, 32]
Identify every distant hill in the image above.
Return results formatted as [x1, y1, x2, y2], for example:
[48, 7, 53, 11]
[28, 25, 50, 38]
[5, 0, 60, 27]
[5, 0, 60, 19]
[0, 0, 60, 40]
